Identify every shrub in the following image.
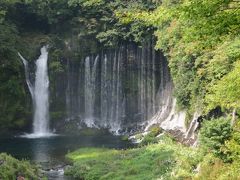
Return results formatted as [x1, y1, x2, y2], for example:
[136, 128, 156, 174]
[0, 153, 39, 179]
[140, 126, 162, 146]
[223, 121, 240, 161]
[199, 117, 232, 160]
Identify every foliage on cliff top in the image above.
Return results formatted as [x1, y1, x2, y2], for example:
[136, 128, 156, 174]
[206, 60, 240, 112]
[117, 0, 240, 115]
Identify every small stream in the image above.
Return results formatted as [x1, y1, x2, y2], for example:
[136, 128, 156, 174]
[0, 132, 133, 179]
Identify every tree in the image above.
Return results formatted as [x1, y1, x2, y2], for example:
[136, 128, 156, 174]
[206, 60, 240, 125]
[117, 0, 240, 113]
[200, 117, 232, 160]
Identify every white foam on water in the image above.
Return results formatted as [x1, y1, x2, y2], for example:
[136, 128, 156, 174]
[19, 132, 58, 139]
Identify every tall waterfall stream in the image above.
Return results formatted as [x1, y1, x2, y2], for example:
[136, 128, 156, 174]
[19, 46, 55, 138]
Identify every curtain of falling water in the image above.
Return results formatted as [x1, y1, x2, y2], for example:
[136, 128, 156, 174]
[63, 42, 170, 133]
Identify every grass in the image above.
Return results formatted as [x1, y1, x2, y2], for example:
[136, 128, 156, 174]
[65, 135, 202, 180]
[194, 153, 240, 180]
[0, 153, 39, 180]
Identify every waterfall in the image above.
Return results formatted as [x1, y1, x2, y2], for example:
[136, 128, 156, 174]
[65, 58, 81, 121]
[110, 53, 118, 127]
[65, 59, 71, 121]
[62, 43, 190, 135]
[19, 46, 54, 138]
[100, 55, 108, 127]
[84, 56, 99, 127]
[63, 44, 161, 133]
[18, 53, 34, 98]
[91, 56, 99, 109]
[160, 99, 186, 132]
[33, 46, 50, 134]
[18, 42, 194, 136]
[84, 57, 93, 125]
[109, 50, 123, 133]
[144, 82, 173, 130]
[185, 112, 200, 139]
[140, 47, 147, 121]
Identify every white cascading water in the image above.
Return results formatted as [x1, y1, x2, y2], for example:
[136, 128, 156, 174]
[18, 53, 34, 98]
[144, 82, 173, 131]
[100, 55, 108, 127]
[64, 44, 162, 134]
[137, 46, 158, 122]
[160, 99, 186, 132]
[19, 46, 53, 138]
[63, 43, 199, 138]
[65, 59, 71, 121]
[18, 43, 199, 138]
[91, 56, 99, 105]
[185, 112, 200, 140]
[109, 51, 122, 133]
[139, 48, 147, 120]
[84, 57, 93, 126]
[110, 54, 118, 128]
[84, 56, 99, 127]
[33, 46, 50, 135]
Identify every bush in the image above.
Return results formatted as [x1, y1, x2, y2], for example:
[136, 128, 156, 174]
[149, 126, 162, 136]
[199, 117, 232, 160]
[196, 153, 240, 180]
[0, 153, 39, 179]
[223, 121, 240, 162]
[140, 126, 162, 146]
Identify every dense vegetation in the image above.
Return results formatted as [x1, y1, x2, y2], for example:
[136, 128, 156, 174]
[118, 0, 240, 120]
[0, 153, 39, 179]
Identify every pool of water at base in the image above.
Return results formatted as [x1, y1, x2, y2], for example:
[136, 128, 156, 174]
[0, 132, 133, 179]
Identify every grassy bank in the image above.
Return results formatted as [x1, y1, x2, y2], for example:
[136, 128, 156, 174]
[65, 135, 202, 180]
[0, 153, 40, 180]
[65, 119, 240, 180]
